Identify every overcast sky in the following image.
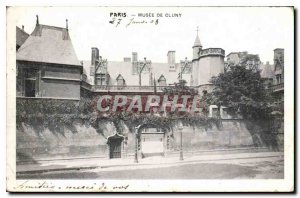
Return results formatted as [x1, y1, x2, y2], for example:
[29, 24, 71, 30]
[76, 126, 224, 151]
[9, 6, 293, 64]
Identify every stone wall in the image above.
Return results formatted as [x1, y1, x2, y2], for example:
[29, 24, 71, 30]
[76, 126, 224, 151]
[170, 120, 255, 152]
[16, 118, 281, 163]
[17, 123, 108, 163]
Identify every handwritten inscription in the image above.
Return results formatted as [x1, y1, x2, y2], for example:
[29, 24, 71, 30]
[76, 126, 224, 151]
[14, 181, 130, 192]
[109, 12, 182, 28]
[16, 181, 55, 190]
[109, 17, 159, 28]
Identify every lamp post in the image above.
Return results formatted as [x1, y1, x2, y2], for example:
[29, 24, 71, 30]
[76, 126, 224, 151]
[134, 126, 139, 163]
[178, 122, 184, 161]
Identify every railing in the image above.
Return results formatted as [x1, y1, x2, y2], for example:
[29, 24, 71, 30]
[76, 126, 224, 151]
[91, 85, 170, 92]
[81, 82, 198, 93]
[200, 48, 225, 57]
[270, 83, 284, 92]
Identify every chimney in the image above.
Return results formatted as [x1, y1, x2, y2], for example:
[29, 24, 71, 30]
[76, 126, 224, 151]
[132, 52, 138, 62]
[167, 51, 175, 65]
[22, 25, 24, 31]
[91, 47, 99, 66]
[167, 51, 176, 72]
[90, 47, 99, 76]
[274, 48, 284, 61]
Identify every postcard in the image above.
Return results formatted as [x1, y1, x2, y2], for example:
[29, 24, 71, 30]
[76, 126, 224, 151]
[6, 6, 294, 192]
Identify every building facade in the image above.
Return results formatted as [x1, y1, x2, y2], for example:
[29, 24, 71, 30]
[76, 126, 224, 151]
[16, 19, 278, 162]
[16, 16, 83, 100]
[260, 49, 284, 102]
[258, 49, 284, 149]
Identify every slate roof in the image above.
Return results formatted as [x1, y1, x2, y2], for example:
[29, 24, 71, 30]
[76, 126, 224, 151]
[260, 62, 275, 79]
[17, 24, 81, 66]
[193, 34, 202, 47]
[82, 60, 189, 86]
[16, 26, 29, 48]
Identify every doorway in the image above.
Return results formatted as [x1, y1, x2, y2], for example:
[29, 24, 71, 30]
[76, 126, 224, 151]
[25, 79, 36, 97]
[141, 128, 165, 158]
[107, 133, 124, 159]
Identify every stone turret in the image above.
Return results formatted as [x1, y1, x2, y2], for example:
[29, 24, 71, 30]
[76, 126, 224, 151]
[192, 32, 202, 61]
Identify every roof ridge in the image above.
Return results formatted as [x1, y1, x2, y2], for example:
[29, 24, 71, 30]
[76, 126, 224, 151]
[39, 24, 67, 31]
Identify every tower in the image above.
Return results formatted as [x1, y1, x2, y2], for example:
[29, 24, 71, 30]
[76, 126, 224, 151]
[192, 27, 202, 61]
[191, 28, 225, 93]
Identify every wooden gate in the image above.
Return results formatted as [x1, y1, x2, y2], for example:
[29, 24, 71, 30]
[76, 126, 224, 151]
[107, 133, 124, 159]
[109, 138, 122, 158]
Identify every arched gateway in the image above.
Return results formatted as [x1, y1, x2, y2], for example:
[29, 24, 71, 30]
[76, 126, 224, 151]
[106, 124, 170, 160]
[135, 123, 170, 160]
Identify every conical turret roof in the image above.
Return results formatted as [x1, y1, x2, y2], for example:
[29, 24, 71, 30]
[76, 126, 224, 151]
[193, 34, 202, 47]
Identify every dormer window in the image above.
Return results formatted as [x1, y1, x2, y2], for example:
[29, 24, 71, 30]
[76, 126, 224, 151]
[157, 74, 166, 86]
[116, 74, 126, 86]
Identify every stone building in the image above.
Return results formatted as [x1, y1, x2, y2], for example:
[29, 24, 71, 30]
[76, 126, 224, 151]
[190, 32, 225, 94]
[261, 49, 284, 149]
[82, 32, 225, 96]
[260, 48, 284, 102]
[260, 61, 275, 88]
[82, 48, 186, 87]
[271, 48, 285, 107]
[16, 19, 272, 162]
[16, 16, 83, 99]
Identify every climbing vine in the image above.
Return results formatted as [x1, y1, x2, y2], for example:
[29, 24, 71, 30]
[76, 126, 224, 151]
[16, 81, 219, 136]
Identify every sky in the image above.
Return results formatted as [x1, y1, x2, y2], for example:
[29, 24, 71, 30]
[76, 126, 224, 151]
[8, 6, 293, 64]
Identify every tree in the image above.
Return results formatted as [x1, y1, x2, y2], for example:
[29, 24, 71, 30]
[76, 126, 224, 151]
[225, 53, 261, 73]
[205, 63, 275, 120]
[240, 54, 261, 72]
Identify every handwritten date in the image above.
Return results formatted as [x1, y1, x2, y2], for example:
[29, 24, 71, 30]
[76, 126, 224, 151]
[109, 17, 159, 27]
